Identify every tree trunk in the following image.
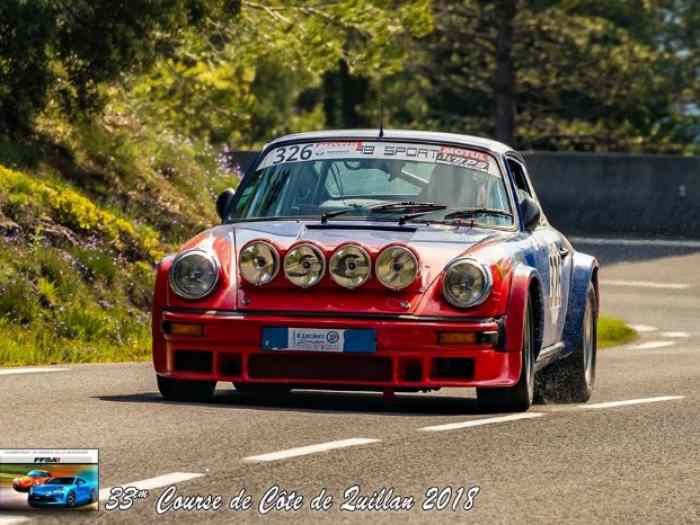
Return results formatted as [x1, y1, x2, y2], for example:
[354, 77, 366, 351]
[494, 0, 517, 146]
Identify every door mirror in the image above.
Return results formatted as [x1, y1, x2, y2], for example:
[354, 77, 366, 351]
[216, 188, 236, 222]
[520, 196, 541, 231]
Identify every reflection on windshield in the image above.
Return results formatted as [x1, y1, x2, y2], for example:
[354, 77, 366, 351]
[47, 477, 75, 484]
[231, 143, 513, 227]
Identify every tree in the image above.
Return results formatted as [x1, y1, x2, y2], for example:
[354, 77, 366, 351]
[385, 0, 693, 152]
[0, 0, 236, 134]
[125, 0, 433, 147]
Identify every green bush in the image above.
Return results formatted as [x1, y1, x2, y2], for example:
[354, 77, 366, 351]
[71, 247, 118, 284]
[0, 279, 40, 324]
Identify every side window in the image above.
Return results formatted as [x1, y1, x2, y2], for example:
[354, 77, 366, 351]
[506, 159, 532, 202]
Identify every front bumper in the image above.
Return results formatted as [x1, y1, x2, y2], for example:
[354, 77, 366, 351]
[28, 493, 67, 506]
[155, 310, 522, 389]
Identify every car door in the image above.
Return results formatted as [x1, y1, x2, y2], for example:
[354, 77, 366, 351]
[506, 155, 572, 347]
[75, 478, 88, 501]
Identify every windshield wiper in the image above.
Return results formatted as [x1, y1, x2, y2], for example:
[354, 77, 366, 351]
[442, 208, 513, 221]
[321, 201, 447, 224]
[320, 204, 365, 223]
[368, 201, 447, 213]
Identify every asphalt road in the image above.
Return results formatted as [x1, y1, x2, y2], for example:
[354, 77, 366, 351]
[1, 239, 699, 524]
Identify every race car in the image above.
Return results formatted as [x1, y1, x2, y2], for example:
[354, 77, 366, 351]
[28, 476, 97, 507]
[12, 470, 52, 492]
[152, 129, 599, 411]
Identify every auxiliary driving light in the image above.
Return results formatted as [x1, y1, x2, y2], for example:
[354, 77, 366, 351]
[329, 244, 371, 289]
[284, 243, 326, 288]
[239, 240, 280, 286]
[375, 245, 419, 290]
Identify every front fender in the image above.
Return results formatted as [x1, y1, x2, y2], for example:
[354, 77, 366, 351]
[562, 252, 599, 355]
[152, 255, 174, 373]
[505, 264, 545, 354]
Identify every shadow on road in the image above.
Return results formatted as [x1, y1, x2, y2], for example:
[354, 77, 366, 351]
[95, 389, 506, 417]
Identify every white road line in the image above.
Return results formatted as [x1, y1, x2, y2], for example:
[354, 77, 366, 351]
[660, 331, 690, 338]
[98, 472, 204, 500]
[0, 517, 30, 525]
[0, 367, 69, 376]
[243, 438, 380, 463]
[600, 279, 690, 290]
[629, 324, 659, 333]
[579, 396, 684, 410]
[571, 236, 700, 249]
[419, 412, 545, 433]
[626, 340, 676, 350]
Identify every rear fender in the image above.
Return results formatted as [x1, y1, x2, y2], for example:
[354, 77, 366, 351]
[562, 252, 599, 355]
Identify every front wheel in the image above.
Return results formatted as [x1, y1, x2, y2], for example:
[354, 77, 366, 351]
[477, 298, 536, 412]
[157, 376, 216, 402]
[537, 282, 597, 403]
[66, 491, 76, 508]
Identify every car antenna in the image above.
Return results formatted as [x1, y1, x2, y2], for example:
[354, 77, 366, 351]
[378, 77, 384, 138]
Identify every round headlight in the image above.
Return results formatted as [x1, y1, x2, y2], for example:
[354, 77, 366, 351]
[284, 243, 326, 288]
[375, 245, 419, 291]
[442, 258, 492, 308]
[169, 250, 220, 300]
[239, 240, 280, 286]
[329, 244, 371, 289]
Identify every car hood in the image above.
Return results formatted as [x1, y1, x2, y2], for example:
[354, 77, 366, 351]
[174, 220, 517, 315]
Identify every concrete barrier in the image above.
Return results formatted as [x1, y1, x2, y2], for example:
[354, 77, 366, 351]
[229, 150, 700, 238]
[523, 152, 700, 238]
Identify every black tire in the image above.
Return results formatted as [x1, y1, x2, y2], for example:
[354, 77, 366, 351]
[90, 489, 97, 503]
[66, 491, 76, 508]
[234, 383, 291, 394]
[536, 282, 597, 403]
[477, 298, 536, 412]
[157, 375, 216, 402]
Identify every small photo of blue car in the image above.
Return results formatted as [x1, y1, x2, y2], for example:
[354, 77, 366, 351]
[28, 476, 97, 507]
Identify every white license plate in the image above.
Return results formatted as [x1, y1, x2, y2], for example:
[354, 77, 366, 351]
[261, 327, 376, 353]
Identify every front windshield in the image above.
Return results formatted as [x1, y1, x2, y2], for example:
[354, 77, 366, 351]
[230, 141, 513, 227]
[47, 477, 74, 485]
[27, 470, 48, 477]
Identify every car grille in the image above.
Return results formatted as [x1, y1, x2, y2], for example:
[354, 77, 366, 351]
[248, 354, 392, 382]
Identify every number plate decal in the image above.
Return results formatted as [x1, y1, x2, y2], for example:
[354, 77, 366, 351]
[262, 327, 376, 353]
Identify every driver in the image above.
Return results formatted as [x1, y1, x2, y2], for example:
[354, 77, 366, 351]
[419, 163, 488, 208]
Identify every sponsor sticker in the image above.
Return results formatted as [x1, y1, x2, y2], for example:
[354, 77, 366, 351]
[257, 141, 497, 174]
[0, 449, 99, 511]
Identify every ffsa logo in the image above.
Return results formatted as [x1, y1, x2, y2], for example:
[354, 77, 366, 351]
[33, 457, 59, 463]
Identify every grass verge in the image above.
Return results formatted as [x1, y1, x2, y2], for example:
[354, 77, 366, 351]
[599, 316, 638, 348]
